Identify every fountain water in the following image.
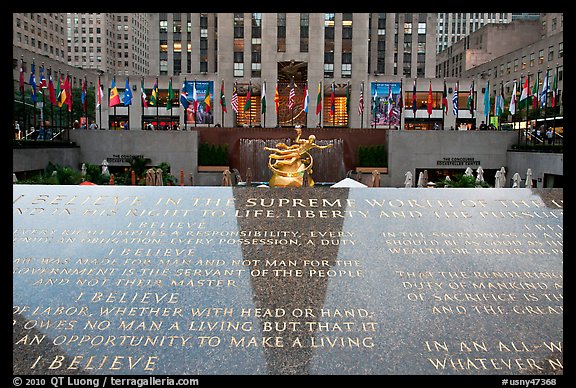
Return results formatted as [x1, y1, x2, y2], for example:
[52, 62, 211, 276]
[238, 138, 346, 184]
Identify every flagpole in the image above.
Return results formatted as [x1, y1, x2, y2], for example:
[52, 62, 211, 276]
[389, 82, 393, 130]
[221, 79, 224, 128]
[542, 67, 549, 135]
[332, 81, 335, 128]
[484, 80, 489, 129]
[31, 58, 37, 134]
[319, 81, 323, 128]
[552, 65, 558, 142]
[99, 74, 103, 130]
[442, 78, 448, 129]
[183, 77, 187, 131]
[455, 81, 459, 130]
[524, 72, 532, 144]
[360, 81, 364, 129]
[84, 75, 88, 130]
[169, 77, 173, 129]
[66, 71, 72, 133]
[20, 56, 26, 134]
[41, 63, 46, 138]
[262, 80, 266, 128]
[399, 78, 403, 129]
[58, 69, 62, 134]
[128, 77, 131, 130]
[249, 79, 252, 127]
[193, 79, 197, 128]
[156, 77, 159, 130]
[113, 76, 117, 129]
[49, 66, 54, 134]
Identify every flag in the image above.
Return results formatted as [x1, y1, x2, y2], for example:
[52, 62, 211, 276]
[358, 82, 364, 115]
[261, 81, 267, 114]
[123, 78, 133, 106]
[551, 70, 558, 108]
[48, 69, 57, 106]
[56, 74, 63, 107]
[315, 82, 322, 115]
[519, 77, 530, 109]
[442, 80, 449, 115]
[244, 82, 251, 112]
[19, 59, 24, 96]
[532, 73, 539, 110]
[64, 75, 72, 112]
[452, 82, 459, 116]
[96, 77, 104, 109]
[329, 82, 335, 116]
[109, 78, 121, 107]
[509, 81, 517, 115]
[142, 79, 149, 107]
[274, 83, 280, 114]
[496, 83, 505, 116]
[467, 82, 474, 115]
[192, 81, 198, 113]
[345, 82, 350, 114]
[412, 80, 417, 114]
[179, 80, 189, 110]
[540, 71, 549, 108]
[204, 83, 211, 113]
[427, 81, 433, 116]
[29, 62, 37, 103]
[483, 81, 490, 117]
[149, 80, 158, 106]
[231, 82, 238, 113]
[81, 78, 87, 112]
[39, 65, 47, 90]
[387, 83, 394, 118]
[302, 82, 309, 113]
[166, 78, 174, 110]
[289, 79, 295, 111]
[220, 81, 227, 113]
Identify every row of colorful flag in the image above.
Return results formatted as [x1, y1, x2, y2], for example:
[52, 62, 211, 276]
[20, 59, 559, 118]
[483, 70, 560, 118]
[19, 61, 75, 112]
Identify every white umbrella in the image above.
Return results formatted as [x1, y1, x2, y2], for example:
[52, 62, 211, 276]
[475, 166, 484, 184]
[498, 167, 507, 188]
[331, 178, 368, 188]
[464, 167, 473, 176]
[404, 171, 413, 188]
[445, 175, 451, 182]
[423, 170, 429, 186]
[494, 170, 502, 188]
[525, 169, 533, 188]
[512, 173, 521, 188]
[417, 172, 425, 187]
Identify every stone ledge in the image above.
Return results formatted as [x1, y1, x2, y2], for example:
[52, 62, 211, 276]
[356, 167, 388, 174]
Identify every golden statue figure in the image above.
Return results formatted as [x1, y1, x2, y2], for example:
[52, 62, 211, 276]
[265, 128, 333, 188]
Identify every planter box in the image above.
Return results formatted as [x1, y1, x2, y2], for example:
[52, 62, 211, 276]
[197, 166, 230, 173]
[356, 167, 388, 174]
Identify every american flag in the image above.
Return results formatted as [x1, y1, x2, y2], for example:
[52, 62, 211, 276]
[452, 82, 459, 116]
[358, 83, 364, 115]
[231, 82, 238, 113]
[288, 79, 295, 110]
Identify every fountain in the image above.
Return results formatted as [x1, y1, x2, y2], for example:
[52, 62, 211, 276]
[238, 135, 346, 185]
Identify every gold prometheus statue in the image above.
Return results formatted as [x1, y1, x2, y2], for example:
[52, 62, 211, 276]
[265, 128, 333, 188]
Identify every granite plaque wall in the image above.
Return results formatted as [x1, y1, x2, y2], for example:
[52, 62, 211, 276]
[13, 185, 563, 375]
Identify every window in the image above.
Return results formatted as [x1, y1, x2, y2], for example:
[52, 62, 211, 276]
[538, 49, 544, 64]
[548, 46, 554, 61]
